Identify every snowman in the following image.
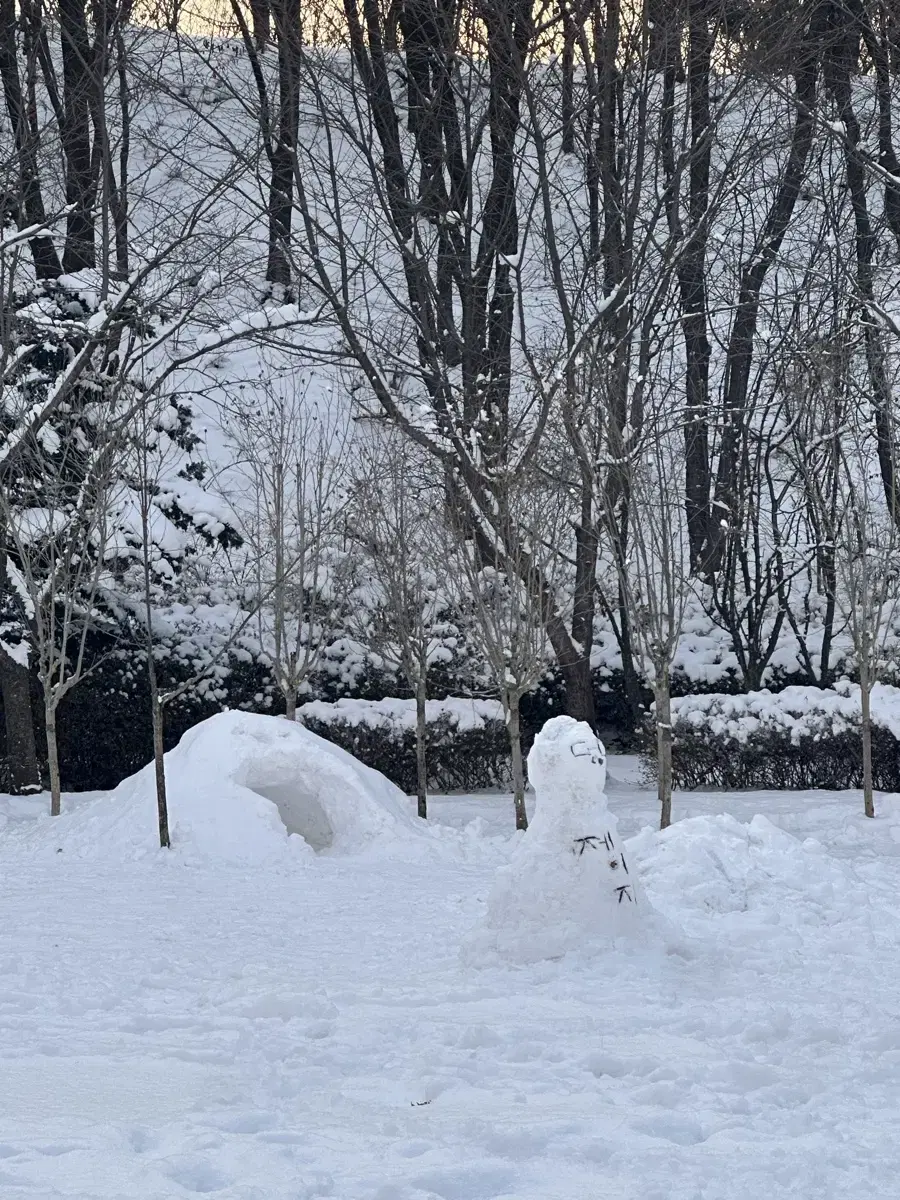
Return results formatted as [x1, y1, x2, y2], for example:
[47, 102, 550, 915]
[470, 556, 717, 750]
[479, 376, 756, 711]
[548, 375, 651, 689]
[463, 716, 639, 965]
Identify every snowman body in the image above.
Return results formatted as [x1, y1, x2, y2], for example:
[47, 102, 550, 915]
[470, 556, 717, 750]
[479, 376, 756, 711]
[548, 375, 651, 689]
[465, 716, 639, 964]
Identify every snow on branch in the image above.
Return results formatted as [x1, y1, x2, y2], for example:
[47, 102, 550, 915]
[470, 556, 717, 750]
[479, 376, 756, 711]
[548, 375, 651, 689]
[194, 303, 324, 353]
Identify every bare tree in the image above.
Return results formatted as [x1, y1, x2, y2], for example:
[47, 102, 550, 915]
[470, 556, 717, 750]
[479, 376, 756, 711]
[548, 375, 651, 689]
[614, 422, 692, 830]
[129, 381, 260, 850]
[446, 474, 562, 831]
[781, 321, 851, 688]
[0, 413, 120, 815]
[185, 13, 609, 727]
[229, 0, 302, 290]
[833, 404, 900, 820]
[347, 439, 443, 819]
[225, 376, 350, 722]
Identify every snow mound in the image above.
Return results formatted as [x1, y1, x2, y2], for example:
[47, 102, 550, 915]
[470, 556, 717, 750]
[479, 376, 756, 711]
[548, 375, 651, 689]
[4, 712, 426, 865]
[631, 813, 859, 928]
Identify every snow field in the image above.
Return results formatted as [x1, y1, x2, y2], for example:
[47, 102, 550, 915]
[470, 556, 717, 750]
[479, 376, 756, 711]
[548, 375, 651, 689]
[2, 759, 900, 1196]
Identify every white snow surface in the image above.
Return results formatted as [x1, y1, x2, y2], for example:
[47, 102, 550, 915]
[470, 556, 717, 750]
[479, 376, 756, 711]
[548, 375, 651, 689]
[2, 756, 900, 1196]
[0, 711, 427, 865]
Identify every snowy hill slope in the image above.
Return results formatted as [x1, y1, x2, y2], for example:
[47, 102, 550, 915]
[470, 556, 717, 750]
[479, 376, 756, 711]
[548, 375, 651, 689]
[32, 31, 889, 695]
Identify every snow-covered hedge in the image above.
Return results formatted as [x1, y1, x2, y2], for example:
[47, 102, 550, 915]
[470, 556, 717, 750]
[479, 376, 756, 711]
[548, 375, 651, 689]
[661, 684, 900, 791]
[298, 697, 510, 794]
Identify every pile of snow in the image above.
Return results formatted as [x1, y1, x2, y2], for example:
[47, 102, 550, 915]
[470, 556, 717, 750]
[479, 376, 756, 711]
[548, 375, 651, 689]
[630, 812, 860, 930]
[4, 712, 427, 865]
[298, 695, 505, 732]
[670, 681, 900, 743]
[464, 717, 640, 965]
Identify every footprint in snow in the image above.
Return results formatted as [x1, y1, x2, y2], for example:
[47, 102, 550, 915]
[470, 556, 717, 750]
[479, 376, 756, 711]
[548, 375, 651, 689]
[629, 1113, 706, 1146]
[410, 1166, 517, 1200]
[127, 1127, 158, 1154]
[161, 1158, 230, 1194]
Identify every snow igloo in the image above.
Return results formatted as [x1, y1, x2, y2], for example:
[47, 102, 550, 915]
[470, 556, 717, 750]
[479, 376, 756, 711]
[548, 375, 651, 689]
[463, 716, 639, 964]
[163, 711, 424, 860]
[46, 711, 427, 865]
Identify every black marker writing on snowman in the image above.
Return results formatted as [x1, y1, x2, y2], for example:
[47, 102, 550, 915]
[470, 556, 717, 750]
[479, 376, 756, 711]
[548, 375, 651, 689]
[571, 832, 635, 903]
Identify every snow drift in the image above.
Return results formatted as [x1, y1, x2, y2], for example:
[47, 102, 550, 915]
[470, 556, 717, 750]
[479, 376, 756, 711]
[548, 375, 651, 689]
[630, 812, 860, 931]
[3, 711, 426, 865]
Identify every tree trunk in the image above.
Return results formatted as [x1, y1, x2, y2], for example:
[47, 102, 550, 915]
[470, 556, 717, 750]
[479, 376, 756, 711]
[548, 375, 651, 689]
[267, 0, 301, 288]
[552, 639, 595, 729]
[0, 0, 61, 279]
[59, 0, 98, 272]
[148, 655, 170, 849]
[508, 698, 527, 831]
[669, 5, 714, 568]
[251, 0, 271, 48]
[45, 698, 61, 816]
[560, 0, 575, 153]
[0, 653, 40, 794]
[861, 675, 875, 819]
[617, 588, 644, 736]
[415, 671, 427, 819]
[655, 668, 673, 830]
[140, 469, 170, 849]
[113, 27, 130, 277]
[706, 46, 818, 568]
[284, 690, 297, 722]
[824, 24, 900, 531]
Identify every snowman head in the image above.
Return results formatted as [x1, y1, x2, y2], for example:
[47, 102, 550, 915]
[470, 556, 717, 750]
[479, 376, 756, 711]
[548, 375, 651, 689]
[527, 715, 607, 799]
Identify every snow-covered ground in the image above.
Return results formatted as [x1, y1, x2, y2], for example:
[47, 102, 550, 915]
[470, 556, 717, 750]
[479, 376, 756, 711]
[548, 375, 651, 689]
[2, 756, 900, 1198]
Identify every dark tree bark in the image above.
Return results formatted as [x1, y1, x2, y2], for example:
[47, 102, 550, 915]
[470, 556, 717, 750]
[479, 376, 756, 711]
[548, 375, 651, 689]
[0, 517, 40, 795]
[0, 0, 61, 279]
[414, 668, 427, 819]
[661, 0, 713, 570]
[561, 0, 576, 153]
[0, 654, 40, 795]
[860, 0, 900, 254]
[251, 0, 271, 46]
[45, 699, 61, 815]
[111, 24, 129, 277]
[824, 0, 900, 524]
[508, 697, 527, 830]
[59, 0, 98, 271]
[229, 0, 301, 289]
[267, 0, 302, 288]
[469, 0, 532, 457]
[707, 37, 819, 567]
[149, 659, 170, 848]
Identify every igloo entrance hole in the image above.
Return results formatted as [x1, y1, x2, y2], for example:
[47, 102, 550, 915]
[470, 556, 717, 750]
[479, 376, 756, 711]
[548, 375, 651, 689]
[249, 781, 335, 852]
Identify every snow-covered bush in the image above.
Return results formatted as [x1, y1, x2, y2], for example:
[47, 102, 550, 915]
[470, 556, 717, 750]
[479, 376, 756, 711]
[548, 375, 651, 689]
[659, 684, 900, 791]
[298, 697, 510, 793]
